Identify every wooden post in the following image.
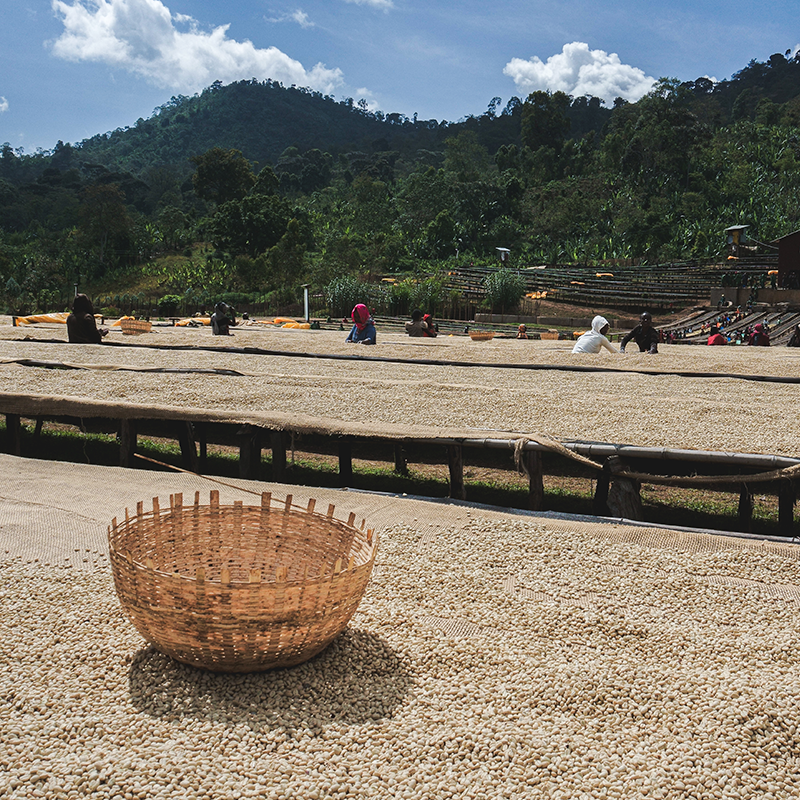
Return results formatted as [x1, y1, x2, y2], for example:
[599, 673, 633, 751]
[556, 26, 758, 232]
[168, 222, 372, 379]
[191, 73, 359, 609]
[6, 414, 21, 456]
[270, 431, 287, 482]
[33, 417, 43, 441]
[236, 425, 261, 480]
[119, 419, 137, 467]
[447, 443, 466, 500]
[738, 484, 753, 533]
[593, 460, 611, 516]
[393, 442, 409, 476]
[338, 438, 353, 487]
[176, 421, 199, 473]
[525, 449, 544, 511]
[606, 456, 643, 520]
[607, 478, 644, 520]
[779, 479, 795, 537]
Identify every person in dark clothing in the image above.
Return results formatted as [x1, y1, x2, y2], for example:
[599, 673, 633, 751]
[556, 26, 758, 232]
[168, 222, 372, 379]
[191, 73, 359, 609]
[620, 312, 659, 354]
[405, 308, 428, 337]
[210, 302, 236, 335]
[788, 325, 800, 347]
[67, 294, 107, 343]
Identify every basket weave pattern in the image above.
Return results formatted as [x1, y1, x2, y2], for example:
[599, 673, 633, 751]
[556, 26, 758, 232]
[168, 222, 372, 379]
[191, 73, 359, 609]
[120, 319, 152, 335]
[469, 331, 495, 341]
[108, 490, 377, 672]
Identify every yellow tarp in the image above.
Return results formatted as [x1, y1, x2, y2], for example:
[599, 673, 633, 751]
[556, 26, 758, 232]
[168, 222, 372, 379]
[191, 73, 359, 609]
[14, 313, 69, 325]
[176, 318, 211, 326]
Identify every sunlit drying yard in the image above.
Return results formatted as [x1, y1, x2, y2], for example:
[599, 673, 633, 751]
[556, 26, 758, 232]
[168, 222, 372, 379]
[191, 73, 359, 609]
[2, 321, 800, 799]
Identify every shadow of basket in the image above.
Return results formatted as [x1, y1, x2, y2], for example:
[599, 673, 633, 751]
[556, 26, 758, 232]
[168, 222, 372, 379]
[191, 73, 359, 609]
[127, 627, 413, 731]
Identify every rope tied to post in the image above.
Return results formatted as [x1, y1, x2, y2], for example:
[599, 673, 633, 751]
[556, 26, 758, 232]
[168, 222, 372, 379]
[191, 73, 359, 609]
[513, 434, 604, 477]
[613, 461, 800, 488]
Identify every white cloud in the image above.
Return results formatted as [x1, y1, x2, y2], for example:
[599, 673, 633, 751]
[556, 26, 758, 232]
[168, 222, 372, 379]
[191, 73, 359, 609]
[0, 97, 8, 113]
[50, 0, 343, 94]
[267, 9, 315, 28]
[503, 42, 656, 104]
[342, 0, 393, 9]
[290, 10, 314, 28]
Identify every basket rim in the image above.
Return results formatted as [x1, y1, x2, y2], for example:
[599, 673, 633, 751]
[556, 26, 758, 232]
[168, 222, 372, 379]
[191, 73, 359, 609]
[108, 490, 378, 587]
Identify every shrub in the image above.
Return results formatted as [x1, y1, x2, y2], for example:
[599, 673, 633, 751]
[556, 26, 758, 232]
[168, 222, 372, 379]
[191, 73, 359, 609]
[483, 269, 525, 313]
[409, 276, 445, 314]
[325, 275, 370, 318]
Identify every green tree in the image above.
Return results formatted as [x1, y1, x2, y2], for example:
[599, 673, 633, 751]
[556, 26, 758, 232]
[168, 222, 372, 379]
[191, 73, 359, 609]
[156, 206, 190, 251]
[409, 275, 446, 314]
[443, 131, 493, 183]
[190, 147, 255, 205]
[275, 147, 333, 195]
[423, 210, 458, 259]
[252, 164, 279, 196]
[78, 184, 133, 272]
[263, 218, 308, 289]
[601, 78, 709, 193]
[208, 195, 293, 257]
[157, 294, 182, 316]
[521, 91, 571, 153]
[347, 174, 394, 235]
[396, 168, 453, 253]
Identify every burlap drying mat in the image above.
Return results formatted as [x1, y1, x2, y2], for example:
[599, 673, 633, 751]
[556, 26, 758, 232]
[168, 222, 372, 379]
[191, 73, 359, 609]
[1, 454, 798, 575]
[9, 337, 800, 385]
[6, 390, 800, 486]
[0, 389, 595, 452]
[9, 384, 800, 496]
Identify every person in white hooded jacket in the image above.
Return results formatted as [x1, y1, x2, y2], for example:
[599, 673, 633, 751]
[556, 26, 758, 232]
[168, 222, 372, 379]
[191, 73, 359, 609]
[571, 315, 618, 354]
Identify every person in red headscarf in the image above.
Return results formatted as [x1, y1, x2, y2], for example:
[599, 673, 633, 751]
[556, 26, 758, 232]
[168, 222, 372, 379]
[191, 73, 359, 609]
[422, 313, 438, 337]
[345, 303, 376, 345]
[748, 323, 770, 346]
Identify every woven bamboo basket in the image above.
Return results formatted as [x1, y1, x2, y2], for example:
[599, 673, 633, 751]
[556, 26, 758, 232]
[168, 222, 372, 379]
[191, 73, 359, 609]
[468, 331, 495, 341]
[120, 318, 152, 335]
[108, 490, 378, 672]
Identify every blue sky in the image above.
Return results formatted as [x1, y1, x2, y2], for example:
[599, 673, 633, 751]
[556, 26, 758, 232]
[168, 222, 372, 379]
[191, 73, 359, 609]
[1, 0, 798, 154]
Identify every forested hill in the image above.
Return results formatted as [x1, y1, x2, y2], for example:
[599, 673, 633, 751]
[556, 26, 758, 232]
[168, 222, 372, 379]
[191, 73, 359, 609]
[3, 48, 800, 319]
[78, 80, 425, 177]
[4, 49, 800, 185]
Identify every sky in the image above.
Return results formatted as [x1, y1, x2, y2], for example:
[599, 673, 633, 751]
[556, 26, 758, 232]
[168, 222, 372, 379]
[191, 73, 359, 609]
[1, 0, 799, 155]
